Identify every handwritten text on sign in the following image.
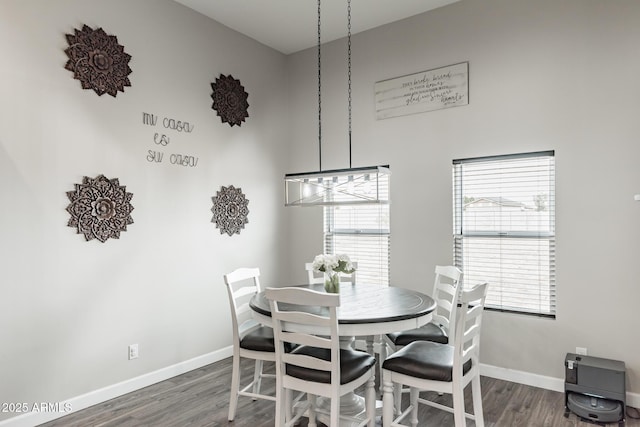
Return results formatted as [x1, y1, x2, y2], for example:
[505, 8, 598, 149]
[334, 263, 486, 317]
[375, 62, 468, 120]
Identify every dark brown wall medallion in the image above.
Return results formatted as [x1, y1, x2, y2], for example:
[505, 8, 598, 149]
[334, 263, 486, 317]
[66, 175, 134, 242]
[210, 74, 249, 127]
[64, 25, 132, 97]
[211, 185, 249, 236]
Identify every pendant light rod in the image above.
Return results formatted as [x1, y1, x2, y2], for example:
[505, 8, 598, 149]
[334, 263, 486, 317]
[317, 0, 352, 171]
[347, 0, 352, 169]
[317, 0, 322, 171]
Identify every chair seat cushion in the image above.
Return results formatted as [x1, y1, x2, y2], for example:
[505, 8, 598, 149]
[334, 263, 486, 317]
[239, 326, 277, 352]
[286, 346, 376, 385]
[382, 341, 472, 382]
[386, 322, 448, 346]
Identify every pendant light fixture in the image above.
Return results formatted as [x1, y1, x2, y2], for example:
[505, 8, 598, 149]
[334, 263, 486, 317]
[284, 0, 390, 207]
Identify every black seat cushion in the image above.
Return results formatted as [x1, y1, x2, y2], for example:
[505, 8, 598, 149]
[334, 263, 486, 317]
[239, 326, 277, 352]
[286, 346, 376, 384]
[240, 327, 297, 353]
[382, 341, 472, 382]
[386, 322, 448, 346]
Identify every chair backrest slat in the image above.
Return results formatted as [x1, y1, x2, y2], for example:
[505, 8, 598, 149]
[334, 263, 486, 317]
[267, 286, 338, 306]
[277, 311, 333, 328]
[281, 330, 331, 348]
[233, 285, 258, 300]
[235, 300, 252, 313]
[283, 353, 333, 371]
[234, 304, 255, 329]
[434, 282, 457, 313]
[225, 267, 262, 287]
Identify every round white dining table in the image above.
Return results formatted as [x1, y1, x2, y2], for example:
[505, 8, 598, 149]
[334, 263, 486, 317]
[249, 282, 436, 427]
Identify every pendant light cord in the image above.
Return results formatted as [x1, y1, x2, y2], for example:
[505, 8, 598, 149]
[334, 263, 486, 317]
[317, 0, 352, 171]
[347, 0, 352, 168]
[317, 0, 322, 171]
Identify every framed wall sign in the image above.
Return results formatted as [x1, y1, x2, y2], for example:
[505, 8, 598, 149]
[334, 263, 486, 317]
[375, 62, 468, 120]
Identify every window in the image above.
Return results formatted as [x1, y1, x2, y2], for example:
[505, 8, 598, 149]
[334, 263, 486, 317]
[453, 151, 556, 317]
[324, 203, 390, 286]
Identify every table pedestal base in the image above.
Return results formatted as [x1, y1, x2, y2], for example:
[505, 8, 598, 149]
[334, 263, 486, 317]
[313, 395, 382, 427]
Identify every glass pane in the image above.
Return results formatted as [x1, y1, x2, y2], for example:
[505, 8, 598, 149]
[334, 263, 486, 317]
[459, 236, 555, 315]
[459, 156, 554, 234]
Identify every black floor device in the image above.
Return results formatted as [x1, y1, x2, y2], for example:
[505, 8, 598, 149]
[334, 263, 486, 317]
[564, 353, 626, 426]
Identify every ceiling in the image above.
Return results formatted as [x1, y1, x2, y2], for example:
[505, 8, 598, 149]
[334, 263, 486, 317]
[174, 0, 460, 55]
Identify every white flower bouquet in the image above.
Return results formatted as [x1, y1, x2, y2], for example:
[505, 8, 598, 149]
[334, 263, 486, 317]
[312, 254, 356, 293]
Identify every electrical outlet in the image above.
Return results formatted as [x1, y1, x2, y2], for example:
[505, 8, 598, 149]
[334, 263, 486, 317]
[576, 347, 587, 355]
[128, 344, 139, 360]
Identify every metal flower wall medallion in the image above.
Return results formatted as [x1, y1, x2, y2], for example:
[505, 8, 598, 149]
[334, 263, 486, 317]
[64, 25, 132, 97]
[211, 185, 249, 236]
[66, 175, 134, 242]
[210, 74, 249, 127]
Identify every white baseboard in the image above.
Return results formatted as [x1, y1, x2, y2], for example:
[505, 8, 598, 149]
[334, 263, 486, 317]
[480, 363, 565, 393]
[0, 347, 233, 427]
[480, 363, 640, 409]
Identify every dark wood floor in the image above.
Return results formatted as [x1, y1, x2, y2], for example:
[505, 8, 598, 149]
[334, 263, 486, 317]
[40, 356, 639, 427]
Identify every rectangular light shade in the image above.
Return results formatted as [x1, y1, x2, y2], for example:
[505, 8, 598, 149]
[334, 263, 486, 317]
[284, 165, 390, 207]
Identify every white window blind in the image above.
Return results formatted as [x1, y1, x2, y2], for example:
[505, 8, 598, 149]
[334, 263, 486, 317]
[453, 151, 556, 317]
[324, 203, 390, 286]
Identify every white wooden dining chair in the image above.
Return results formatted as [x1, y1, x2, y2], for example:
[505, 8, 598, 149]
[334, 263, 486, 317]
[381, 282, 489, 427]
[383, 265, 463, 410]
[385, 265, 463, 349]
[223, 267, 276, 421]
[266, 286, 377, 427]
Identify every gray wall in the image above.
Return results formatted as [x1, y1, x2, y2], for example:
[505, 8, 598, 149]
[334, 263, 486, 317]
[0, 0, 290, 423]
[286, 0, 640, 396]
